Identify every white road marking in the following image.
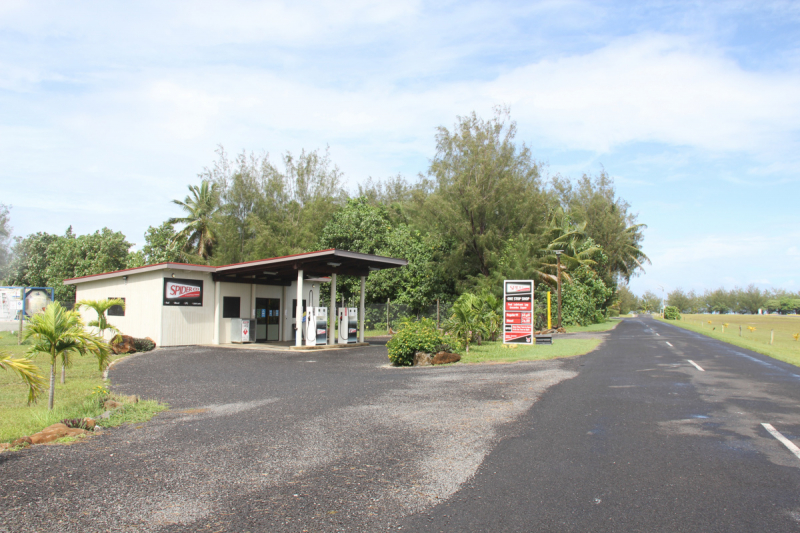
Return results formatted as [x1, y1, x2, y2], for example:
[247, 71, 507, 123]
[762, 423, 800, 461]
[655, 333, 660, 336]
[687, 360, 705, 372]
[666, 341, 673, 347]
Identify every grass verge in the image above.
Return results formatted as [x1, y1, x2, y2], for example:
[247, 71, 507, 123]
[655, 315, 800, 367]
[0, 330, 167, 444]
[460, 338, 603, 364]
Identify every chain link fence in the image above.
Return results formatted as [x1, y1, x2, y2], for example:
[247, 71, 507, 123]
[362, 300, 453, 336]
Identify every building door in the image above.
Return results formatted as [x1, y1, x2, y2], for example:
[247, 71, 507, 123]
[255, 298, 281, 342]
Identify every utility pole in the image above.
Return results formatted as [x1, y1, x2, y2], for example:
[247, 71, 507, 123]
[555, 251, 563, 329]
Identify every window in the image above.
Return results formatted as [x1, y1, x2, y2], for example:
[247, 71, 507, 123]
[223, 297, 240, 318]
[291, 299, 307, 318]
[108, 298, 125, 317]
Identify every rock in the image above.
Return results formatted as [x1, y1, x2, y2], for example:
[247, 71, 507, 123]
[98, 411, 112, 420]
[413, 352, 433, 366]
[432, 352, 461, 365]
[104, 400, 122, 409]
[29, 424, 89, 444]
[0, 442, 10, 451]
[11, 436, 32, 448]
[125, 395, 139, 404]
[145, 337, 157, 349]
[83, 418, 97, 430]
[111, 335, 137, 354]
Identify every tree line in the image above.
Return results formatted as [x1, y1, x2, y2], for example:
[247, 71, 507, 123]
[629, 286, 800, 315]
[1, 109, 650, 325]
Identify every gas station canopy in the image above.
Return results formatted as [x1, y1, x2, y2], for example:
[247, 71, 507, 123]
[212, 249, 408, 286]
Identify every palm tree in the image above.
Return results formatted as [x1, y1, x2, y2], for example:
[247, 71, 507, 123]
[444, 293, 486, 353]
[0, 352, 45, 405]
[23, 302, 111, 410]
[75, 298, 125, 383]
[479, 291, 503, 341]
[78, 298, 125, 340]
[168, 180, 220, 261]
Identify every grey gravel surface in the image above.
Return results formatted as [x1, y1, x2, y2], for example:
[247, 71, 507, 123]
[0, 341, 577, 532]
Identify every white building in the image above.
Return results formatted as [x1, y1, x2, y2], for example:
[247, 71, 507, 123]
[64, 249, 407, 347]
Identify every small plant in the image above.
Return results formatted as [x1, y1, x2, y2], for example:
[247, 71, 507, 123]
[60, 418, 92, 430]
[793, 333, 799, 342]
[387, 318, 446, 366]
[91, 384, 109, 405]
[748, 326, 756, 334]
[132, 338, 156, 352]
[663, 306, 681, 320]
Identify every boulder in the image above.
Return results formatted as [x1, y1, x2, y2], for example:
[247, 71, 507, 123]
[28, 423, 89, 444]
[413, 352, 433, 366]
[104, 400, 122, 409]
[11, 436, 32, 448]
[432, 352, 461, 365]
[83, 418, 97, 430]
[145, 337, 157, 349]
[111, 335, 136, 354]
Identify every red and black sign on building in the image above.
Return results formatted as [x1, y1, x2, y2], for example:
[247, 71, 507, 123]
[163, 278, 204, 306]
[503, 280, 533, 344]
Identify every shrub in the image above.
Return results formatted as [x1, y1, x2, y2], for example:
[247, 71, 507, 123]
[663, 306, 681, 320]
[387, 318, 445, 366]
[132, 338, 156, 352]
[60, 418, 92, 430]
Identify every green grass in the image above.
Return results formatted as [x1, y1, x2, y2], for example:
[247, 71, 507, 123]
[655, 314, 800, 367]
[563, 320, 621, 333]
[0, 330, 166, 444]
[459, 338, 603, 364]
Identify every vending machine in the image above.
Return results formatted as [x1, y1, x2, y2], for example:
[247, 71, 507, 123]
[305, 307, 328, 346]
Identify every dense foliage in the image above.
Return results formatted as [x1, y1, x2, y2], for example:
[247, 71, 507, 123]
[663, 306, 681, 320]
[2, 110, 653, 319]
[386, 318, 446, 366]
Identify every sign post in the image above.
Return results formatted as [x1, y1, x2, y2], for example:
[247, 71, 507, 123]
[503, 280, 534, 345]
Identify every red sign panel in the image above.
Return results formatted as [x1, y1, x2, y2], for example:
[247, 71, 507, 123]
[503, 279, 534, 345]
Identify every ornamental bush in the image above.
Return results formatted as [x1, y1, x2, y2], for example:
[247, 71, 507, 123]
[132, 338, 156, 352]
[663, 306, 681, 320]
[387, 318, 445, 366]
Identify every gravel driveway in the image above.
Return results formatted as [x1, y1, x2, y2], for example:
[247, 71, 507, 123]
[1, 343, 578, 532]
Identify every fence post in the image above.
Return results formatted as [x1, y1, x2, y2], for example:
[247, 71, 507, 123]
[18, 287, 24, 344]
[739, 325, 742, 337]
[770, 329, 774, 345]
[437, 298, 440, 330]
[387, 298, 390, 333]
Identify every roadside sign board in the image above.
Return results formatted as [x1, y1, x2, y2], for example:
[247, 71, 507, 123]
[503, 280, 533, 344]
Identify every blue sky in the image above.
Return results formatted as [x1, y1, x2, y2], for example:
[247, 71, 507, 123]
[1, 1, 798, 296]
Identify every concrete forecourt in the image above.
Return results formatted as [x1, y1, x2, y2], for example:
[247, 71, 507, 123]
[3, 317, 800, 531]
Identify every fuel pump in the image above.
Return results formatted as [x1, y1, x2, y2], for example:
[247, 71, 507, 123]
[305, 288, 328, 346]
[347, 307, 358, 343]
[337, 307, 349, 344]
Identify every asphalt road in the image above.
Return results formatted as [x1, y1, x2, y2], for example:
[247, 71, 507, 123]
[400, 316, 800, 532]
[3, 317, 800, 532]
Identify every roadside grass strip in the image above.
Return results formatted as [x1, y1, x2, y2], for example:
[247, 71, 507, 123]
[687, 360, 705, 372]
[762, 423, 800, 461]
[460, 338, 602, 364]
[0, 331, 166, 444]
[656, 314, 800, 367]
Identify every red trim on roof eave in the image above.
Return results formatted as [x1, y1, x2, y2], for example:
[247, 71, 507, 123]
[217, 249, 336, 269]
[63, 261, 213, 282]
